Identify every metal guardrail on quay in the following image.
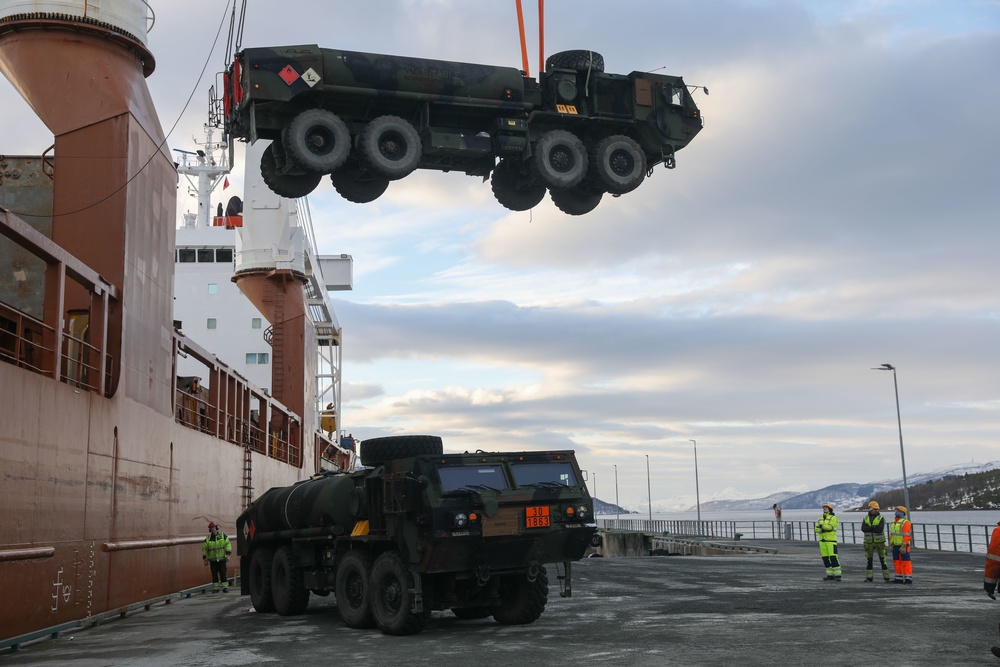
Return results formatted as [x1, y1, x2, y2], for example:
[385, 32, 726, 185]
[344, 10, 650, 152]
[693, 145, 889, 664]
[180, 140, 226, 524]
[598, 519, 996, 554]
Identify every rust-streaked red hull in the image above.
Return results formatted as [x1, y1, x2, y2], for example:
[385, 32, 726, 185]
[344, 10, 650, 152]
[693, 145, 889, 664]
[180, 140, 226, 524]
[0, 13, 317, 643]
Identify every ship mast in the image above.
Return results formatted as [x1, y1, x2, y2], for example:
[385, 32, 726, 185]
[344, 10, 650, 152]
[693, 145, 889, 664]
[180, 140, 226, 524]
[176, 125, 230, 228]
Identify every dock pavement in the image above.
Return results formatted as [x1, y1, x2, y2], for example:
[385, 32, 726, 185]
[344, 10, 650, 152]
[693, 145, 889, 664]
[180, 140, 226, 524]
[3, 539, 997, 666]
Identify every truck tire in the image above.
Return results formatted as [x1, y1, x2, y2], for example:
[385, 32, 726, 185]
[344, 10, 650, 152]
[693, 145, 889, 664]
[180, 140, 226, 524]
[271, 545, 310, 616]
[260, 144, 322, 198]
[330, 163, 390, 203]
[491, 566, 549, 625]
[533, 130, 587, 190]
[369, 551, 428, 635]
[591, 135, 646, 194]
[335, 550, 376, 628]
[283, 109, 350, 172]
[248, 547, 276, 613]
[544, 50, 604, 73]
[491, 159, 546, 211]
[360, 435, 443, 467]
[358, 115, 422, 181]
[550, 185, 603, 216]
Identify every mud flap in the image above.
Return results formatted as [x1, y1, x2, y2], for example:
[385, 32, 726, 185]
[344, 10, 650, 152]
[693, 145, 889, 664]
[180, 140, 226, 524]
[557, 561, 572, 598]
[411, 570, 424, 614]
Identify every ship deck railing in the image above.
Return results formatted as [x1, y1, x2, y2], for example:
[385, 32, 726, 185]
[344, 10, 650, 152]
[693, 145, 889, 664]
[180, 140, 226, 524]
[598, 518, 997, 554]
[0, 207, 117, 397]
[1, 204, 339, 477]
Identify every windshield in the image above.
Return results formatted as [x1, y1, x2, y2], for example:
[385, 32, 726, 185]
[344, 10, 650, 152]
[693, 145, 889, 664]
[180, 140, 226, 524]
[437, 465, 510, 492]
[511, 462, 578, 487]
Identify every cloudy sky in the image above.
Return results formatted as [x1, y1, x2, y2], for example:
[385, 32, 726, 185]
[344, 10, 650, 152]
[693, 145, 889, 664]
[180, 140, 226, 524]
[3, 0, 998, 511]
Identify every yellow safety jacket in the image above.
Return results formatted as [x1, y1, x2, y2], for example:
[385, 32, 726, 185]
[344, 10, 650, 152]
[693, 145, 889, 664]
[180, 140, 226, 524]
[814, 514, 839, 542]
[890, 518, 912, 546]
[862, 514, 886, 543]
[203, 532, 232, 562]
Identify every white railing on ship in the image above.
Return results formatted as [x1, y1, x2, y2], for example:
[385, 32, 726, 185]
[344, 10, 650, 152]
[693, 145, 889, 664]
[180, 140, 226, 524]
[598, 518, 996, 554]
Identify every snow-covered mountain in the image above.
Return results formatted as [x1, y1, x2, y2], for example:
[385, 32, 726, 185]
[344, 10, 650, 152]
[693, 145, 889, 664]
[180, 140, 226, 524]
[694, 461, 1000, 512]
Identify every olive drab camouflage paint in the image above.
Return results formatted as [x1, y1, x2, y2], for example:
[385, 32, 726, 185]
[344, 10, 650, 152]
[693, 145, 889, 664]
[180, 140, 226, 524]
[221, 45, 702, 215]
[236, 435, 598, 635]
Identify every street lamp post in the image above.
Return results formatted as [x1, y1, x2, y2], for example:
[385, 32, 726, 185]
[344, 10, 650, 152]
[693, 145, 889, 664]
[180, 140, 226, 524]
[646, 454, 652, 522]
[872, 363, 911, 517]
[614, 464, 620, 522]
[690, 439, 701, 527]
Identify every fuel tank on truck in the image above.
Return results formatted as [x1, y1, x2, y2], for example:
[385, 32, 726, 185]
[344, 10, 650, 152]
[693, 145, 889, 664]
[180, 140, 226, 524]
[251, 472, 358, 534]
[242, 45, 528, 104]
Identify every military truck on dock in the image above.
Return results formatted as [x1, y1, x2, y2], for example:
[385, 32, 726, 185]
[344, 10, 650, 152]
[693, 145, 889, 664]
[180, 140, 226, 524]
[221, 45, 703, 215]
[236, 435, 597, 635]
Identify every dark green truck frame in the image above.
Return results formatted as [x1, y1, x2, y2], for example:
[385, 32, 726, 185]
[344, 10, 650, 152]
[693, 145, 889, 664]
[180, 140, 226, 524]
[236, 438, 598, 635]
[222, 45, 702, 214]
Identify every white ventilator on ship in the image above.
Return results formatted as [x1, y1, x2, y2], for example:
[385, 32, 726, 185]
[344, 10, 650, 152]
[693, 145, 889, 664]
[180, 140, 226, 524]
[174, 127, 355, 470]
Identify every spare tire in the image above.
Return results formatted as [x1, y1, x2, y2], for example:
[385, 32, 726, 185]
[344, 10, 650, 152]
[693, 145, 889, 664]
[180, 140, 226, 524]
[545, 50, 604, 73]
[361, 435, 443, 467]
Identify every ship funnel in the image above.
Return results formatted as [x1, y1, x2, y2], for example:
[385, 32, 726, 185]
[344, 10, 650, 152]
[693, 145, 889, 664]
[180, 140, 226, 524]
[0, 0, 155, 82]
[0, 0, 153, 45]
[0, 0, 173, 400]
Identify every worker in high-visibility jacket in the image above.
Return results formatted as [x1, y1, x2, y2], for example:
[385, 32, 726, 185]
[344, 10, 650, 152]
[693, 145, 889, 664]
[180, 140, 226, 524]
[814, 502, 842, 581]
[985, 520, 1000, 599]
[984, 521, 1000, 658]
[202, 521, 233, 592]
[889, 506, 913, 584]
[861, 500, 891, 582]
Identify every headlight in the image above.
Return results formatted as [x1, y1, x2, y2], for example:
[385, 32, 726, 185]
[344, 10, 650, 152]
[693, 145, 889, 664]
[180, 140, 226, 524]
[453, 512, 469, 529]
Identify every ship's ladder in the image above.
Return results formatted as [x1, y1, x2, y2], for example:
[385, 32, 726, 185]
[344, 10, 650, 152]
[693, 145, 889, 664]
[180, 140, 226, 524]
[241, 443, 253, 510]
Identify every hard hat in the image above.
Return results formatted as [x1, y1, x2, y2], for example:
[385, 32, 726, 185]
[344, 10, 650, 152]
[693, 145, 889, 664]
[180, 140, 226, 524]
[208, 521, 218, 529]
[896, 506, 907, 515]
[868, 501, 880, 510]
[822, 503, 833, 510]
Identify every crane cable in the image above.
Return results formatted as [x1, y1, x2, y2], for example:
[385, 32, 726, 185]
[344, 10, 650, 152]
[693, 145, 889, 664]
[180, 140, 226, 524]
[225, 0, 248, 66]
[514, 0, 545, 77]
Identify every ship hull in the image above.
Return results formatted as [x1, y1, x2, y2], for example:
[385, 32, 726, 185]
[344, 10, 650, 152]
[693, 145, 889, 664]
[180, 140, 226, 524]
[0, 326, 314, 642]
[0, 6, 318, 643]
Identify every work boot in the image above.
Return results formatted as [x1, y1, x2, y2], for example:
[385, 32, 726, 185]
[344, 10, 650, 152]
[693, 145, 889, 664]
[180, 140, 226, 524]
[991, 646, 1000, 658]
[823, 575, 835, 581]
[834, 576, 842, 581]
[864, 577, 873, 582]
[904, 578, 913, 585]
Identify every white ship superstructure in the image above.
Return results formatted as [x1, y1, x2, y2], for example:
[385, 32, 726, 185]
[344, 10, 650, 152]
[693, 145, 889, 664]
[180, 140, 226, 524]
[173, 128, 354, 464]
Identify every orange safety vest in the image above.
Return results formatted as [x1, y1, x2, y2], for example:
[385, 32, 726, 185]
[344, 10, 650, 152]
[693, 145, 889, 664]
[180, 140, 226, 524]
[985, 523, 1000, 586]
[890, 518, 912, 546]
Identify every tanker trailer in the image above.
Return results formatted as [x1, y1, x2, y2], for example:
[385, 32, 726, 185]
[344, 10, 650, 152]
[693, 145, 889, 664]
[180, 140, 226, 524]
[236, 435, 598, 635]
[221, 45, 703, 215]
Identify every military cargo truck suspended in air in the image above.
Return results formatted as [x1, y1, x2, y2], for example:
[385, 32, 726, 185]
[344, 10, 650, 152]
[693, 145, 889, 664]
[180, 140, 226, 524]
[236, 435, 599, 635]
[221, 46, 703, 215]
